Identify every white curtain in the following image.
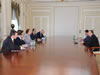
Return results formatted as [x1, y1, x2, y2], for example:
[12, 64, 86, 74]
[11, 1, 20, 31]
[11, 9, 19, 31]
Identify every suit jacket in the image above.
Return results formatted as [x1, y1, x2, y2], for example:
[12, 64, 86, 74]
[14, 37, 25, 46]
[90, 35, 99, 46]
[84, 34, 99, 51]
[30, 33, 37, 40]
[83, 36, 91, 47]
[1, 36, 20, 53]
[24, 34, 33, 44]
[36, 32, 44, 39]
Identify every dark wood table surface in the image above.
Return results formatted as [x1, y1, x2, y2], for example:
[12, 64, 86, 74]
[0, 36, 99, 75]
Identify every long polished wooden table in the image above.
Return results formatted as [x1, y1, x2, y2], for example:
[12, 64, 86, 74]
[0, 36, 99, 75]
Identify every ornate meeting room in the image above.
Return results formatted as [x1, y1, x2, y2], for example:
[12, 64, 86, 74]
[0, 0, 100, 75]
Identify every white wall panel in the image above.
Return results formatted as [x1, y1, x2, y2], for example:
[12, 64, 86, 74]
[55, 7, 79, 36]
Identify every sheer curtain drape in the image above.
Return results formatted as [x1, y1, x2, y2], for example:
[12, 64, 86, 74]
[11, 1, 20, 31]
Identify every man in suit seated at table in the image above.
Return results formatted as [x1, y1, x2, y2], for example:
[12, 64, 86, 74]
[14, 30, 25, 46]
[83, 30, 90, 42]
[30, 28, 37, 40]
[1, 30, 23, 53]
[36, 29, 45, 42]
[88, 30, 99, 51]
[82, 30, 91, 46]
[82, 30, 99, 52]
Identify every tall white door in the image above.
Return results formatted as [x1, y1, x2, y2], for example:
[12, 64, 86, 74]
[33, 16, 49, 37]
[84, 16, 100, 38]
[55, 7, 79, 37]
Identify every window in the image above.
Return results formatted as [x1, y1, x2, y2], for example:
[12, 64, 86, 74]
[11, 1, 20, 31]
[11, 9, 18, 31]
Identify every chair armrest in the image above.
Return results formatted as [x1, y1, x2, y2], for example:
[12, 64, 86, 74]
[91, 47, 100, 50]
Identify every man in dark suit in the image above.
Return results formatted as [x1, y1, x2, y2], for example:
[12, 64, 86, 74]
[14, 30, 25, 46]
[81, 30, 99, 54]
[30, 28, 37, 40]
[1, 30, 21, 53]
[36, 29, 45, 42]
[88, 30, 99, 51]
[84, 30, 89, 42]
[82, 30, 91, 46]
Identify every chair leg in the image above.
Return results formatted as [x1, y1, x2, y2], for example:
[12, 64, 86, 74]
[84, 47, 88, 52]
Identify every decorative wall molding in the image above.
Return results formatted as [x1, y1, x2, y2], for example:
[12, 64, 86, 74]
[32, 9, 50, 13]
[25, 6, 54, 36]
[26, 1, 100, 7]
[79, 6, 100, 37]
[83, 9, 100, 12]
[33, 16, 50, 36]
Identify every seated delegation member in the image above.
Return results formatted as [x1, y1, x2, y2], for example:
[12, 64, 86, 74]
[1, 30, 21, 53]
[14, 30, 25, 46]
[30, 28, 37, 40]
[83, 30, 90, 43]
[81, 30, 91, 47]
[36, 29, 45, 42]
[24, 29, 33, 44]
[88, 30, 99, 51]
[82, 30, 99, 51]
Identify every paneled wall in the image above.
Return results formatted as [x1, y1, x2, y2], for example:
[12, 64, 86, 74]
[80, 6, 100, 38]
[55, 7, 79, 36]
[25, 7, 54, 37]
[1, 0, 100, 38]
[1, 0, 11, 38]
[25, 1, 100, 38]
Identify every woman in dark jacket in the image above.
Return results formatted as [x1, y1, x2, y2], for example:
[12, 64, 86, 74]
[14, 30, 25, 46]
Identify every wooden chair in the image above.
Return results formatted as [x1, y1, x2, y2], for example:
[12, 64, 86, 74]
[92, 47, 100, 55]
